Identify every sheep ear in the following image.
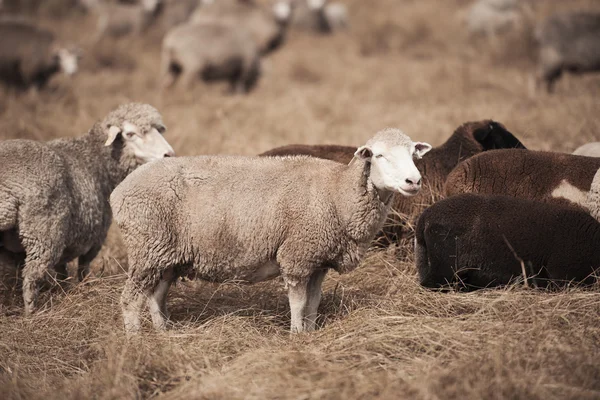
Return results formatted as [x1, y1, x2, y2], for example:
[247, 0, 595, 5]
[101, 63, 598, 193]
[105, 125, 122, 146]
[413, 142, 432, 159]
[355, 146, 373, 160]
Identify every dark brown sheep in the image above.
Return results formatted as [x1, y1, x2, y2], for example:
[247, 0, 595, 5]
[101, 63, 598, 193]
[444, 149, 600, 211]
[260, 120, 526, 241]
[415, 193, 600, 290]
[535, 11, 600, 93]
[0, 20, 79, 90]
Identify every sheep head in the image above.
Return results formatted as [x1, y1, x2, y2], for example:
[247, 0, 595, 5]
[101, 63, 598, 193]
[103, 103, 175, 164]
[355, 128, 431, 196]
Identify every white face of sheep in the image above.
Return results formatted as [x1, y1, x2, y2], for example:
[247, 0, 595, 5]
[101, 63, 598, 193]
[273, 1, 292, 22]
[355, 138, 432, 196]
[105, 121, 175, 163]
[56, 48, 80, 76]
[307, 0, 326, 10]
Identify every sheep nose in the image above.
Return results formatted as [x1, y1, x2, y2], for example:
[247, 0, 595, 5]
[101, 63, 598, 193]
[164, 150, 175, 157]
[405, 178, 422, 186]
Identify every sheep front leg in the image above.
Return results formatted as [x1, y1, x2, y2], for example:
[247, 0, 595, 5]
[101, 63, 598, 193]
[78, 245, 102, 282]
[287, 278, 309, 333]
[304, 269, 327, 332]
[22, 259, 49, 316]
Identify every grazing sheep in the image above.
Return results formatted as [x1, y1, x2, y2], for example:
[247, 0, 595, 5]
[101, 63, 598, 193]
[0, 20, 79, 90]
[261, 120, 526, 241]
[534, 11, 600, 93]
[190, 0, 292, 55]
[90, 0, 162, 40]
[444, 149, 600, 211]
[111, 128, 431, 334]
[0, 103, 175, 315]
[415, 193, 600, 290]
[323, 1, 348, 32]
[160, 21, 262, 91]
[573, 142, 600, 157]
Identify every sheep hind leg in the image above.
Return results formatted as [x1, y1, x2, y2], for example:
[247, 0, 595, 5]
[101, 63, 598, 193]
[286, 277, 309, 333]
[147, 266, 176, 330]
[304, 269, 327, 332]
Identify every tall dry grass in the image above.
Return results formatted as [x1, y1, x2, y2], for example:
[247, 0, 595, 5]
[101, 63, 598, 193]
[1, 0, 600, 398]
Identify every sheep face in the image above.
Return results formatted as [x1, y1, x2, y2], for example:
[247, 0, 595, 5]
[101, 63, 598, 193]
[273, 1, 292, 23]
[356, 129, 432, 196]
[55, 48, 80, 76]
[105, 121, 175, 163]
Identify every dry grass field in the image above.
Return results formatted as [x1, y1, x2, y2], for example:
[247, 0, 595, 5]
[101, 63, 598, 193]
[1, 0, 600, 398]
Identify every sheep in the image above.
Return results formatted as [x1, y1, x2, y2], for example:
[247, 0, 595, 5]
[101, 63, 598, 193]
[0, 20, 79, 90]
[260, 120, 526, 241]
[158, 0, 201, 31]
[89, 0, 162, 41]
[415, 193, 600, 290]
[110, 128, 432, 334]
[464, 0, 523, 38]
[189, 0, 292, 55]
[289, 0, 331, 34]
[0, 103, 175, 315]
[160, 21, 262, 92]
[323, 1, 348, 32]
[444, 149, 600, 212]
[573, 142, 600, 157]
[534, 11, 600, 93]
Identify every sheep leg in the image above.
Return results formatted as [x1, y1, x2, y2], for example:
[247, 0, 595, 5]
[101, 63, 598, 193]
[287, 278, 309, 333]
[77, 245, 102, 282]
[304, 269, 327, 332]
[22, 259, 51, 316]
[121, 278, 147, 335]
[147, 267, 176, 330]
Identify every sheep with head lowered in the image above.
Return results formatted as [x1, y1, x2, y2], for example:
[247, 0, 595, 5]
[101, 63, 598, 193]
[261, 120, 526, 242]
[0, 20, 80, 90]
[0, 103, 175, 315]
[415, 193, 600, 290]
[110, 128, 431, 334]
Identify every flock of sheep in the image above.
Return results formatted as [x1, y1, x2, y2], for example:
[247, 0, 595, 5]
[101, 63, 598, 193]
[1, 0, 600, 93]
[0, 0, 599, 335]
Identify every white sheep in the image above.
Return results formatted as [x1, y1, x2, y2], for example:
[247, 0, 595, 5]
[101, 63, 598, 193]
[89, 0, 162, 41]
[0, 103, 174, 315]
[111, 128, 432, 334]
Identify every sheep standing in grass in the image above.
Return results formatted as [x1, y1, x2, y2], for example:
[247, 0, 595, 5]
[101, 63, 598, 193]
[415, 194, 600, 290]
[444, 149, 600, 211]
[111, 128, 431, 334]
[0, 20, 79, 90]
[261, 120, 525, 241]
[160, 21, 262, 91]
[89, 0, 162, 41]
[464, 0, 523, 38]
[534, 11, 600, 93]
[190, 0, 292, 55]
[0, 103, 175, 315]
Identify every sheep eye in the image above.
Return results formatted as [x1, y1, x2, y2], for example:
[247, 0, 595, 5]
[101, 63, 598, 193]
[375, 154, 384, 159]
[154, 125, 166, 134]
[125, 131, 136, 138]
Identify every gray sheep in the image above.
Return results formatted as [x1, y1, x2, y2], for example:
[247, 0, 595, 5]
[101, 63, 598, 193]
[0, 20, 79, 90]
[0, 103, 174, 315]
[160, 21, 262, 91]
[89, 0, 162, 41]
[534, 11, 600, 93]
[261, 120, 526, 241]
[190, 0, 292, 55]
[415, 194, 600, 290]
[444, 149, 600, 211]
[111, 128, 431, 334]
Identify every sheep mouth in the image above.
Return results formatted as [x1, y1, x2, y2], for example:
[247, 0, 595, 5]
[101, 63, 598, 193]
[398, 187, 420, 196]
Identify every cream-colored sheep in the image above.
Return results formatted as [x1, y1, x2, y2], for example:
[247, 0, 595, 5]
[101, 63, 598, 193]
[111, 128, 431, 334]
